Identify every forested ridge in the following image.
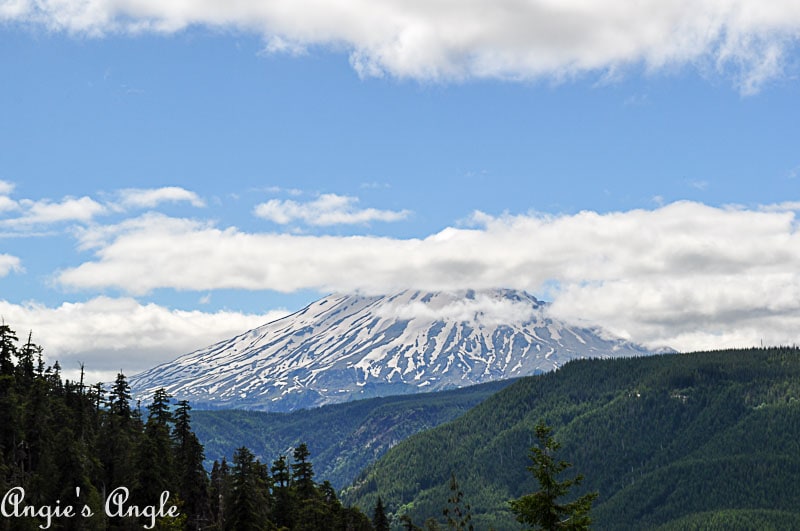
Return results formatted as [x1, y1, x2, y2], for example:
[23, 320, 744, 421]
[5, 319, 800, 530]
[191, 379, 515, 490]
[0, 324, 376, 530]
[342, 347, 800, 529]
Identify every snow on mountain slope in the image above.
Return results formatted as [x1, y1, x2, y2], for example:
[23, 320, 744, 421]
[129, 289, 659, 411]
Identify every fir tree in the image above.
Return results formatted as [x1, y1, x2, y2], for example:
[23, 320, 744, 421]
[291, 442, 315, 501]
[15, 331, 38, 390]
[99, 372, 139, 510]
[0, 322, 18, 376]
[373, 496, 390, 531]
[134, 388, 177, 516]
[209, 458, 231, 529]
[509, 422, 598, 531]
[172, 400, 210, 529]
[225, 447, 270, 531]
[271, 454, 293, 528]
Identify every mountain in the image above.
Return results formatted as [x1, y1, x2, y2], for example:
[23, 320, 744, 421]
[130, 289, 660, 411]
[341, 347, 800, 530]
[190, 378, 516, 489]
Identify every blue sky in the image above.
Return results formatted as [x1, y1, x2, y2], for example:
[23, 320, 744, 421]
[1, 1, 800, 381]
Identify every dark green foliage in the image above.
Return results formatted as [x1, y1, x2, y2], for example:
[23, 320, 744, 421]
[0, 323, 369, 530]
[0, 322, 18, 376]
[191, 379, 515, 489]
[373, 496, 390, 531]
[209, 457, 231, 528]
[344, 347, 800, 529]
[172, 400, 211, 529]
[208, 443, 373, 530]
[224, 446, 270, 531]
[654, 509, 800, 530]
[135, 388, 176, 510]
[443, 474, 474, 531]
[0, 325, 211, 530]
[509, 423, 596, 530]
[271, 454, 294, 528]
[292, 442, 315, 500]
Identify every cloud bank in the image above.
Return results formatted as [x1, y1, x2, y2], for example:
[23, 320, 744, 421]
[0, 297, 289, 383]
[3, 0, 800, 92]
[373, 294, 538, 327]
[55, 200, 800, 352]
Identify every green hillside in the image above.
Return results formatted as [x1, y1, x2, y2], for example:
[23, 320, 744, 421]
[341, 347, 800, 530]
[191, 378, 516, 489]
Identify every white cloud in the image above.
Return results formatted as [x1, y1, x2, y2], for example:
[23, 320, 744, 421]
[262, 36, 307, 57]
[3, 196, 107, 227]
[0, 180, 19, 213]
[374, 293, 538, 326]
[759, 201, 800, 212]
[56, 201, 800, 353]
[0, 180, 14, 196]
[0, 196, 18, 213]
[0, 254, 23, 277]
[117, 186, 206, 209]
[0, 296, 290, 383]
[254, 193, 411, 226]
[3, 0, 800, 92]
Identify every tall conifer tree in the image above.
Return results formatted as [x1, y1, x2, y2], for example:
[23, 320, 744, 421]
[509, 423, 598, 531]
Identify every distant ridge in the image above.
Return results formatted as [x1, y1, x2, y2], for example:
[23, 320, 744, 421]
[130, 289, 661, 411]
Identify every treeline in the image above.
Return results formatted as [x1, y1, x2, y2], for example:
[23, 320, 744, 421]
[343, 347, 800, 529]
[191, 378, 515, 490]
[0, 324, 376, 530]
[207, 444, 375, 530]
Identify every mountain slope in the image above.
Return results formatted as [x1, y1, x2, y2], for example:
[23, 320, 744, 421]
[190, 378, 515, 489]
[341, 347, 800, 530]
[130, 289, 657, 411]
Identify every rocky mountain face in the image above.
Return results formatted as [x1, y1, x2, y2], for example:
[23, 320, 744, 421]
[129, 289, 658, 411]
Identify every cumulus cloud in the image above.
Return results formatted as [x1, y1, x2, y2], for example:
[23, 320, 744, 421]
[117, 186, 206, 209]
[2, 196, 107, 227]
[0, 185, 208, 232]
[253, 193, 411, 226]
[55, 201, 800, 352]
[0, 196, 17, 213]
[0, 296, 290, 383]
[0, 254, 23, 277]
[3, 0, 800, 92]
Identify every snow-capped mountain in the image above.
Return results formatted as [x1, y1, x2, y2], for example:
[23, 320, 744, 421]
[129, 289, 660, 411]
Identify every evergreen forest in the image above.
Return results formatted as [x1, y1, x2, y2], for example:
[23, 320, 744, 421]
[343, 347, 800, 529]
[0, 323, 375, 530]
[4, 319, 800, 530]
[191, 379, 515, 489]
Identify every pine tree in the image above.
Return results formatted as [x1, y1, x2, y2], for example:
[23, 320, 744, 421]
[172, 400, 210, 529]
[0, 324, 20, 487]
[134, 388, 177, 515]
[225, 447, 270, 531]
[271, 454, 293, 528]
[291, 442, 315, 501]
[209, 458, 231, 529]
[15, 331, 38, 391]
[99, 372, 139, 507]
[509, 423, 598, 531]
[373, 496, 390, 531]
[0, 322, 18, 376]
